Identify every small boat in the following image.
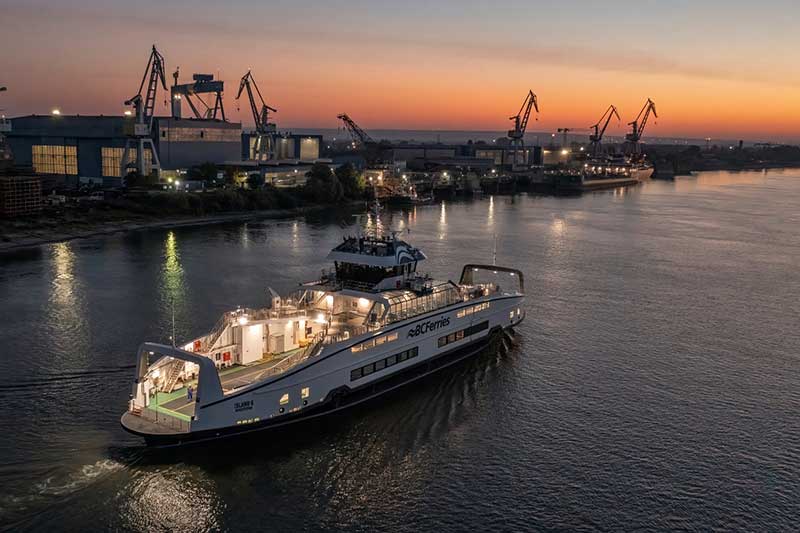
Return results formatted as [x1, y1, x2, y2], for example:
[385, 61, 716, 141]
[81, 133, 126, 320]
[121, 233, 525, 446]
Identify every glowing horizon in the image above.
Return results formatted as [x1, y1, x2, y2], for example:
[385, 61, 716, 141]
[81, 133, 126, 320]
[2, 0, 799, 142]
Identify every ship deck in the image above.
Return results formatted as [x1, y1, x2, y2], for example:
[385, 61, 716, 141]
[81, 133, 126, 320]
[138, 350, 308, 425]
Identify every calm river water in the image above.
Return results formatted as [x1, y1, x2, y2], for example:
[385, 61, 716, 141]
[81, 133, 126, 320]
[1, 170, 799, 531]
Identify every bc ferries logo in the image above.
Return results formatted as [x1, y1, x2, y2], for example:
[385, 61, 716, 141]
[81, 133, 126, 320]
[407, 316, 450, 338]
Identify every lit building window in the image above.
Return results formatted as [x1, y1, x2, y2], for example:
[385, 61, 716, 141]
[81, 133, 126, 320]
[32, 145, 78, 175]
[279, 393, 289, 405]
[102, 147, 153, 177]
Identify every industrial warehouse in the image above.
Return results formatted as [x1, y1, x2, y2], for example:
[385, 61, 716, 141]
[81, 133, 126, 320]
[2, 46, 324, 190]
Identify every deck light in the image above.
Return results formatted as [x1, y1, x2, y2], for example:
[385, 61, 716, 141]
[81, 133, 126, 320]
[124, 110, 133, 116]
[51, 109, 61, 116]
[237, 315, 249, 326]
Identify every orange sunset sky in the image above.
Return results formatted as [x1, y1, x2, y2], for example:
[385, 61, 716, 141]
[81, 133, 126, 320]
[2, 0, 799, 142]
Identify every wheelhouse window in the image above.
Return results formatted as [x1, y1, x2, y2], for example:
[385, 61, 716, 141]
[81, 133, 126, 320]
[279, 393, 289, 405]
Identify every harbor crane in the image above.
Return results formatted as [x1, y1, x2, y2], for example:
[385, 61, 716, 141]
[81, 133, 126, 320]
[171, 67, 226, 121]
[121, 45, 166, 180]
[236, 71, 277, 161]
[337, 113, 375, 147]
[507, 90, 539, 167]
[0, 86, 11, 166]
[557, 127, 572, 148]
[588, 104, 621, 156]
[625, 98, 657, 155]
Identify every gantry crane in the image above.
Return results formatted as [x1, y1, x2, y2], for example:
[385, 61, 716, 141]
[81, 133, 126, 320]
[171, 67, 226, 121]
[236, 71, 277, 161]
[625, 98, 657, 155]
[507, 90, 539, 167]
[337, 113, 375, 147]
[121, 45, 166, 180]
[588, 104, 620, 156]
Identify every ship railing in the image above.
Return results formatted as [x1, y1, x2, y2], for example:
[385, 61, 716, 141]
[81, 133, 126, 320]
[242, 339, 323, 385]
[129, 400, 191, 433]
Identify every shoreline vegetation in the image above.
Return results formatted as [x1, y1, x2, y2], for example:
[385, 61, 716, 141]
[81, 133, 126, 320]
[1, 162, 368, 254]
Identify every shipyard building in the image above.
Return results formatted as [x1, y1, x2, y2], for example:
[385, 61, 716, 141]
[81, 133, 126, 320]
[6, 115, 242, 187]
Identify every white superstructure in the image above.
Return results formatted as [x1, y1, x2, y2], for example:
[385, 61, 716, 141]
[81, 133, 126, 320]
[121, 234, 525, 446]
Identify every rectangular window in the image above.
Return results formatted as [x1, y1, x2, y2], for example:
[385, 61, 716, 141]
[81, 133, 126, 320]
[375, 360, 386, 371]
[279, 393, 289, 405]
[301, 387, 310, 399]
[101, 146, 153, 177]
[351, 344, 362, 353]
[457, 309, 465, 318]
[399, 351, 408, 362]
[447, 333, 456, 343]
[386, 354, 397, 367]
[350, 368, 363, 380]
[32, 145, 78, 175]
[465, 321, 489, 337]
[376, 336, 386, 346]
[411, 347, 419, 358]
[456, 330, 464, 340]
[510, 311, 515, 319]
[362, 364, 374, 376]
[438, 337, 447, 348]
[387, 332, 398, 342]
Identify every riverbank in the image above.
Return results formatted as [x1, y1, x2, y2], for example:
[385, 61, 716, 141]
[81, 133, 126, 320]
[0, 202, 365, 254]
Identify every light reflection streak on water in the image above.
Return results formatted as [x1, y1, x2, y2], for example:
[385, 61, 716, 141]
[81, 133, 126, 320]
[487, 196, 495, 228]
[160, 231, 187, 343]
[47, 242, 90, 366]
[438, 201, 447, 240]
[292, 220, 299, 251]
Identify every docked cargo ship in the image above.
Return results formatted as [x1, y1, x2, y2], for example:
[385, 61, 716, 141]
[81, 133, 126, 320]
[549, 155, 653, 193]
[121, 234, 525, 446]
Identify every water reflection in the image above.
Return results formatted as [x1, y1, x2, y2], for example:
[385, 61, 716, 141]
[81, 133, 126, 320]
[160, 231, 187, 343]
[438, 201, 447, 240]
[487, 196, 495, 228]
[47, 242, 89, 367]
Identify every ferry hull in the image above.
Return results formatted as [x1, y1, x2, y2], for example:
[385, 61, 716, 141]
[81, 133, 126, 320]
[123, 325, 514, 448]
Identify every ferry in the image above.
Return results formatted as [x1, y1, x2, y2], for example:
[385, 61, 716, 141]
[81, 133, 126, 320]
[121, 234, 525, 446]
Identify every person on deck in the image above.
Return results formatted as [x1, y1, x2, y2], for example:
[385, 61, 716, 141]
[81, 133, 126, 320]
[187, 385, 193, 402]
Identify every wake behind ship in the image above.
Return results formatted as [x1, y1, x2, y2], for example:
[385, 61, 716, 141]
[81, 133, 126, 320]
[121, 233, 525, 446]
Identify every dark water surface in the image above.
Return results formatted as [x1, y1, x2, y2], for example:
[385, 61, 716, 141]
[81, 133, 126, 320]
[1, 170, 799, 531]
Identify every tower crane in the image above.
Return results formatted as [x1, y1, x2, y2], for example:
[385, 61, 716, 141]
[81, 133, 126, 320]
[236, 71, 277, 161]
[121, 45, 167, 180]
[588, 104, 620, 156]
[625, 98, 657, 155]
[337, 113, 375, 148]
[507, 90, 539, 167]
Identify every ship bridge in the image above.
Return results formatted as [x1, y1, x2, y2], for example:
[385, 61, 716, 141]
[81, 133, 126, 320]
[305, 235, 428, 293]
